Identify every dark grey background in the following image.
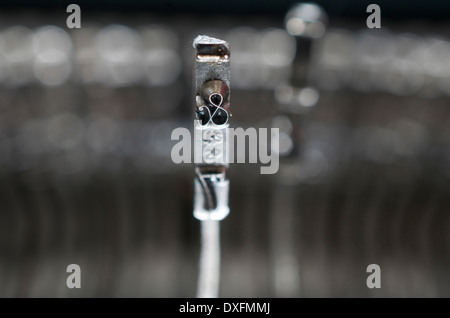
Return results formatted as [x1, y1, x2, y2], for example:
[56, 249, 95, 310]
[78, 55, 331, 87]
[0, 1, 449, 297]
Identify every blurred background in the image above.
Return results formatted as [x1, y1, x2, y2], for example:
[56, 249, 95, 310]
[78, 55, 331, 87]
[0, 0, 449, 297]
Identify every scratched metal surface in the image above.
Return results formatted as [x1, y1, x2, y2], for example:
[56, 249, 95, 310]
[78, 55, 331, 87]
[0, 11, 449, 297]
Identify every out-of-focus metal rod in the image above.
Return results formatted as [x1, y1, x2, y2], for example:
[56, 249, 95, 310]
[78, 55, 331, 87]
[270, 2, 327, 297]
